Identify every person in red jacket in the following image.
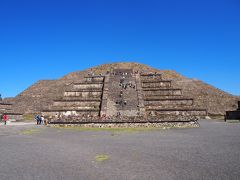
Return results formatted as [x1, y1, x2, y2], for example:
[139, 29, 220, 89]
[3, 114, 8, 125]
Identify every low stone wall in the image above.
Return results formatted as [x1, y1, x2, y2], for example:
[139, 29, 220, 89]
[50, 121, 199, 128]
[48, 114, 200, 124]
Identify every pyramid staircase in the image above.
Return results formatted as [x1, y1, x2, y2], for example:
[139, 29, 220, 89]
[106, 69, 139, 117]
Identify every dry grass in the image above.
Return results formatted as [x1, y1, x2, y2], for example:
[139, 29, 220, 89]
[22, 114, 35, 121]
[95, 154, 109, 162]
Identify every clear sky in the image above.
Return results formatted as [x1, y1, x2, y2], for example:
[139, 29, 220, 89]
[0, 0, 239, 98]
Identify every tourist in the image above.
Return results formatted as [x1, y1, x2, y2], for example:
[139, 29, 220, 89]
[45, 117, 48, 125]
[3, 114, 8, 125]
[53, 113, 59, 121]
[35, 115, 41, 125]
[35, 115, 38, 125]
[38, 115, 41, 125]
[41, 116, 45, 125]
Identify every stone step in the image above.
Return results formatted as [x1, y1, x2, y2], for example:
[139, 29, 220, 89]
[145, 98, 193, 106]
[141, 80, 171, 83]
[53, 101, 100, 107]
[144, 97, 192, 100]
[0, 102, 12, 105]
[84, 75, 105, 78]
[42, 110, 100, 119]
[74, 82, 103, 85]
[143, 89, 182, 96]
[140, 74, 162, 81]
[44, 106, 100, 112]
[146, 108, 207, 116]
[140, 73, 162, 76]
[142, 87, 175, 90]
[65, 89, 102, 92]
[0, 104, 12, 109]
[142, 81, 171, 88]
[143, 88, 182, 91]
[64, 91, 102, 98]
[84, 76, 105, 82]
[146, 105, 194, 110]
[73, 84, 103, 89]
[55, 97, 101, 102]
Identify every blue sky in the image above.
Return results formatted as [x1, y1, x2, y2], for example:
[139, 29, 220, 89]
[0, 0, 239, 98]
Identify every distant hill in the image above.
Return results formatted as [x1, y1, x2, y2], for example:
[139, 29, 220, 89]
[6, 62, 239, 116]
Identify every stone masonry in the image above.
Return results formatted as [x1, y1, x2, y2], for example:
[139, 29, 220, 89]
[42, 68, 207, 124]
[0, 97, 23, 121]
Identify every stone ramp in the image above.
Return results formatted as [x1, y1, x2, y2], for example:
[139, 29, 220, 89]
[106, 69, 139, 116]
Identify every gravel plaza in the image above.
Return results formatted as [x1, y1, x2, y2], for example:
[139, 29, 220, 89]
[0, 120, 239, 180]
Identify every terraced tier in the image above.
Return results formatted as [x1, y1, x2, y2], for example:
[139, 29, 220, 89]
[142, 80, 171, 88]
[140, 74, 162, 81]
[64, 90, 102, 98]
[73, 82, 103, 89]
[84, 76, 105, 82]
[54, 97, 101, 101]
[53, 100, 100, 106]
[45, 106, 100, 111]
[0, 103, 12, 109]
[145, 97, 194, 107]
[146, 108, 207, 116]
[43, 110, 100, 121]
[0, 109, 12, 113]
[143, 88, 182, 96]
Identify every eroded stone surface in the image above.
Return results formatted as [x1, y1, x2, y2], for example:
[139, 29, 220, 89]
[6, 63, 240, 118]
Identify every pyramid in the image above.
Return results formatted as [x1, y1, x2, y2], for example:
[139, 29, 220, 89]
[42, 66, 207, 126]
[7, 62, 239, 126]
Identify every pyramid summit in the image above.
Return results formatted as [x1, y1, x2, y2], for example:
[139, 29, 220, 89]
[6, 62, 239, 126]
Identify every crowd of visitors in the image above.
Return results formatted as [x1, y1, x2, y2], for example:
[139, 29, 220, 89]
[35, 115, 48, 125]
